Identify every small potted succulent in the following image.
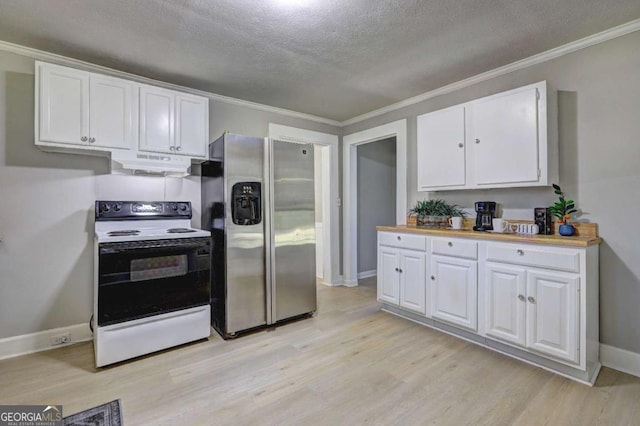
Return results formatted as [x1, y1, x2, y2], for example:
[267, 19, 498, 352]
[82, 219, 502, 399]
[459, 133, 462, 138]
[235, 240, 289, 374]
[550, 184, 577, 236]
[409, 199, 466, 228]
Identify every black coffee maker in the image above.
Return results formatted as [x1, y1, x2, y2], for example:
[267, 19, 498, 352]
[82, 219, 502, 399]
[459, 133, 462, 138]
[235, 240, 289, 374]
[473, 201, 497, 231]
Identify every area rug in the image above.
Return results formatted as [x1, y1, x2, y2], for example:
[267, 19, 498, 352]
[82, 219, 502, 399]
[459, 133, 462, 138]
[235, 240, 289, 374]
[63, 399, 123, 426]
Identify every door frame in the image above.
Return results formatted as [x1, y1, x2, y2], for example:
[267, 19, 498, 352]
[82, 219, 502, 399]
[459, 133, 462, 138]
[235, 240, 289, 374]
[268, 123, 340, 286]
[343, 119, 407, 286]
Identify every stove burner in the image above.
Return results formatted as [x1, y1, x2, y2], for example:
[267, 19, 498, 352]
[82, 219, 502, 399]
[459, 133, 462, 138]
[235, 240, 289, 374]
[167, 228, 197, 234]
[107, 230, 140, 236]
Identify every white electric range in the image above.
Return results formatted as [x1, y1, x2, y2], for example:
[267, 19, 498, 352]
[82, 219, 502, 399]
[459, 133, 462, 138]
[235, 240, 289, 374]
[93, 201, 211, 367]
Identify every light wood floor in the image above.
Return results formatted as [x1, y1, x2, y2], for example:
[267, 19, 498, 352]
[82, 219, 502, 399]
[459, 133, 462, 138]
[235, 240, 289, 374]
[1, 279, 640, 425]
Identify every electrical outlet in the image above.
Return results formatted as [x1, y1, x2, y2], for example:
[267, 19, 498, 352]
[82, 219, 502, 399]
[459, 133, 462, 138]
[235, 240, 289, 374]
[50, 332, 70, 346]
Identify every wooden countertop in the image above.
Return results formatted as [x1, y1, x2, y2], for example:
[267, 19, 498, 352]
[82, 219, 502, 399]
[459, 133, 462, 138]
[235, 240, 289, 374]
[377, 225, 602, 247]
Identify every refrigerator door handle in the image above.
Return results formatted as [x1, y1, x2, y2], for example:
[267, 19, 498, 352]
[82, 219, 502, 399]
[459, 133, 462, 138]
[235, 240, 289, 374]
[264, 136, 276, 325]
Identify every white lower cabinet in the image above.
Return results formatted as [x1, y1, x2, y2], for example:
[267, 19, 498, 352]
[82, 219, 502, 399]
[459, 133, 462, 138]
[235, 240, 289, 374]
[526, 270, 579, 363]
[399, 250, 427, 314]
[377, 232, 427, 315]
[485, 262, 579, 364]
[430, 255, 477, 331]
[485, 263, 527, 346]
[378, 245, 400, 305]
[376, 230, 599, 384]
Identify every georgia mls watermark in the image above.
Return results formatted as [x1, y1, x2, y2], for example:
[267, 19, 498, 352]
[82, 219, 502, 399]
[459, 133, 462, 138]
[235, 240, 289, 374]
[0, 405, 62, 426]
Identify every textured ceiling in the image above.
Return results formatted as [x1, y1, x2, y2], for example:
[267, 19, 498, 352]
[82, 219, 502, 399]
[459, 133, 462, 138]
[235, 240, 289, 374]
[0, 0, 638, 121]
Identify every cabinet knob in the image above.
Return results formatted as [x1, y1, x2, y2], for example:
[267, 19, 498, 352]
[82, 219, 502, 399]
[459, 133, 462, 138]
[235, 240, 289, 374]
[430, 275, 435, 280]
[170, 146, 175, 151]
[527, 296, 536, 304]
[448, 241, 453, 247]
[89, 137, 96, 143]
[395, 267, 399, 272]
[397, 236, 401, 240]
[475, 138, 480, 144]
[398, 268, 403, 273]
[518, 294, 526, 302]
[517, 249, 524, 256]
[176, 146, 182, 152]
[80, 136, 88, 142]
[458, 143, 464, 148]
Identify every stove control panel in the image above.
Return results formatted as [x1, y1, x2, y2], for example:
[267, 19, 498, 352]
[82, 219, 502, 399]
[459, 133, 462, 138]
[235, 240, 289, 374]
[95, 201, 192, 220]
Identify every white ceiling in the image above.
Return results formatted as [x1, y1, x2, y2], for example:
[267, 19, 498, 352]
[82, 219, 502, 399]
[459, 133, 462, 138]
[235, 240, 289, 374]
[0, 0, 638, 121]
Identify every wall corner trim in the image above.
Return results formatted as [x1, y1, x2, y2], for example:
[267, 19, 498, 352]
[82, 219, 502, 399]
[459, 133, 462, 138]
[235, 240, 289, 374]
[600, 343, 640, 378]
[0, 40, 342, 127]
[0, 323, 93, 361]
[357, 270, 377, 280]
[341, 18, 640, 126]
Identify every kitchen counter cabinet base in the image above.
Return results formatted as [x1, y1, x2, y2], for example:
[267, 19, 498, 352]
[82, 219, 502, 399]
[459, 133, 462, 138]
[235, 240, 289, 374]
[381, 303, 601, 385]
[376, 228, 600, 385]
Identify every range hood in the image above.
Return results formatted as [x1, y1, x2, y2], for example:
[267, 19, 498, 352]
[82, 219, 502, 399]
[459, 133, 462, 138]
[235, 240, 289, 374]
[110, 151, 192, 177]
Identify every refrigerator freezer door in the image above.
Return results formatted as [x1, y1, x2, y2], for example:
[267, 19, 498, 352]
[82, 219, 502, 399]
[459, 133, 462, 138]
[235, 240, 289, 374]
[223, 134, 267, 334]
[269, 140, 317, 323]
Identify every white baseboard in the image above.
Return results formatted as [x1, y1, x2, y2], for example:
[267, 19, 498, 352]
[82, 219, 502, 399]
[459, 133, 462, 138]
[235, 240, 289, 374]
[600, 344, 640, 378]
[0, 323, 93, 361]
[342, 279, 358, 288]
[357, 270, 377, 280]
[319, 275, 343, 287]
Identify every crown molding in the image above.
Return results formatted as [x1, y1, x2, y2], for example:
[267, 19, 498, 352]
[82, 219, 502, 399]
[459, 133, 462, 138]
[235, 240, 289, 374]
[2, 17, 639, 129]
[0, 40, 342, 128]
[341, 18, 640, 127]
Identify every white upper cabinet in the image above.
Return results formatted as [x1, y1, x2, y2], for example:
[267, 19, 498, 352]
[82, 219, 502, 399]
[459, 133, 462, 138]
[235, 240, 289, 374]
[139, 86, 176, 154]
[416, 81, 557, 191]
[175, 93, 208, 157]
[37, 62, 135, 150]
[89, 74, 137, 150]
[472, 86, 541, 186]
[417, 106, 466, 190]
[38, 64, 90, 145]
[139, 86, 208, 158]
[36, 61, 209, 164]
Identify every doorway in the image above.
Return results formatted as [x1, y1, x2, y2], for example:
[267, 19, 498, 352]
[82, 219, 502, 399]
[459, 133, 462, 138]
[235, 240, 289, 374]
[343, 119, 407, 286]
[356, 138, 397, 288]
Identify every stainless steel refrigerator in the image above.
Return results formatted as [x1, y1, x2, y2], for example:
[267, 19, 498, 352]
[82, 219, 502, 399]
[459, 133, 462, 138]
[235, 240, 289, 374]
[201, 132, 316, 338]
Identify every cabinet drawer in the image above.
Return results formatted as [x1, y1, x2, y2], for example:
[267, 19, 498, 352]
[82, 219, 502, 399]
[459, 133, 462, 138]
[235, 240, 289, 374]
[378, 232, 427, 252]
[486, 243, 580, 273]
[431, 237, 477, 260]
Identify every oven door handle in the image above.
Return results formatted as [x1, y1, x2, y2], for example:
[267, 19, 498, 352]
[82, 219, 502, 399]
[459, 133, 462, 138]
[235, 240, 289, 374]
[99, 238, 211, 255]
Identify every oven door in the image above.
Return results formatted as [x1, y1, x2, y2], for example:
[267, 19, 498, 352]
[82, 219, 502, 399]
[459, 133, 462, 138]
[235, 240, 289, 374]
[98, 237, 211, 326]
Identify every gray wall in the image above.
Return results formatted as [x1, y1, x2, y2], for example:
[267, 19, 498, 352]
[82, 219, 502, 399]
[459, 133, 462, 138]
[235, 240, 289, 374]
[344, 31, 640, 354]
[357, 138, 396, 274]
[0, 50, 340, 340]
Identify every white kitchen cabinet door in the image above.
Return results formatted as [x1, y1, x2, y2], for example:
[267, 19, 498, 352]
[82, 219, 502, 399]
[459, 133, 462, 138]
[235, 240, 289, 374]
[526, 270, 579, 364]
[430, 255, 477, 331]
[417, 106, 466, 190]
[38, 64, 89, 145]
[399, 249, 427, 315]
[378, 246, 400, 305]
[89, 74, 137, 150]
[139, 86, 175, 154]
[485, 263, 527, 347]
[175, 93, 208, 158]
[472, 86, 540, 186]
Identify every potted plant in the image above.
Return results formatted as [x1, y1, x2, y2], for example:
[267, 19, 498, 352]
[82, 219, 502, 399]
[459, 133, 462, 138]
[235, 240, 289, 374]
[409, 199, 466, 228]
[550, 183, 578, 236]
